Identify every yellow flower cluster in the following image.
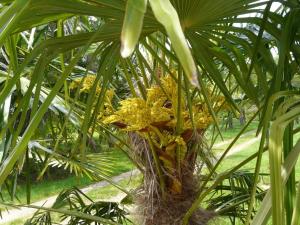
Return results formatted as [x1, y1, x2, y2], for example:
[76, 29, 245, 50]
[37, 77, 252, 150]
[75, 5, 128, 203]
[70, 75, 101, 95]
[102, 73, 228, 194]
[103, 98, 151, 131]
[103, 74, 217, 132]
[165, 134, 187, 161]
[70, 75, 115, 119]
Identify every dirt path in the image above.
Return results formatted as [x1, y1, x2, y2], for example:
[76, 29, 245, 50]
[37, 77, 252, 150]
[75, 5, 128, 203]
[221, 133, 261, 157]
[213, 129, 257, 148]
[0, 132, 261, 224]
[0, 170, 140, 224]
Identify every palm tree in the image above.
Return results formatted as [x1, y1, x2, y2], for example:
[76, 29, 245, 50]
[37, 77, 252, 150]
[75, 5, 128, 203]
[0, 0, 299, 224]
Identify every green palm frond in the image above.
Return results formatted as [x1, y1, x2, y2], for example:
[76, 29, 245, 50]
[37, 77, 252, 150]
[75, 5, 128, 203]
[207, 171, 267, 224]
[25, 187, 132, 225]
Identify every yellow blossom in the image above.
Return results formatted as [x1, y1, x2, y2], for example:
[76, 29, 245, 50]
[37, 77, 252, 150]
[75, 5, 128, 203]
[103, 98, 151, 131]
[70, 75, 101, 95]
[103, 73, 225, 138]
[146, 87, 166, 107]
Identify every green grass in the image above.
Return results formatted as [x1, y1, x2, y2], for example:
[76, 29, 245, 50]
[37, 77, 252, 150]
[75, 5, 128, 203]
[1, 173, 143, 225]
[208, 119, 259, 155]
[1, 148, 134, 204]
[218, 131, 300, 177]
[218, 140, 261, 171]
[87, 174, 143, 201]
[212, 133, 257, 154]
[207, 129, 300, 225]
[206, 119, 259, 143]
[104, 149, 136, 175]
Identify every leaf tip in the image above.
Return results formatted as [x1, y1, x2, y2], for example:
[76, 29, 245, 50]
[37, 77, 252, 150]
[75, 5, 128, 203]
[190, 70, 199, 87]
[120, 42, 132, 58]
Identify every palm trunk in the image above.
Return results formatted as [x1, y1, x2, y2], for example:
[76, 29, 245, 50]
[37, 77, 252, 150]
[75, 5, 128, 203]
[129, 133, 215, 225]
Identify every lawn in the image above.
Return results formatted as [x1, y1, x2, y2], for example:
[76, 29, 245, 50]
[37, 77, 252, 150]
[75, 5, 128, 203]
[206, 119, 259, 143]
[0, 148, 135, 205]
[212, 129, 300, 225]
[1, 174, 143, 225]
[219, 131, 300, 176]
